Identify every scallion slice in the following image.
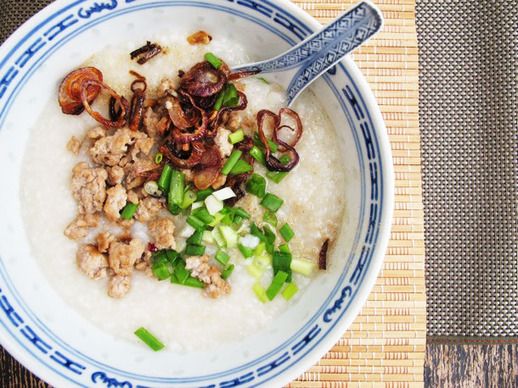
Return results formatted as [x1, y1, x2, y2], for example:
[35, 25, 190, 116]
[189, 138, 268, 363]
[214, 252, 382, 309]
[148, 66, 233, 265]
[263, 210, 278, 227]
[228, 129, 245, 145]
[185, 244, 206, 256]
[196, 188, 214, 201]
[184, 276, 205, 288]
[204, 52, 222, 69]
[154, 152, 163, 164]
[252, 283, 268, 303]
[221, 150, 243, 175]
[134, 327, 165, 351]
[261, 193, 284, 212]
[238, 244, 254, 258]
[221, 264, 235, 280]
[168, 169, 185, 214]
[191, 206, 215, 224]
[273, 250, 292, 282]
[290, 258, 316, 276]
[249, 146, 266, 165]
[233, 207, 251, 220]
[157, 164, 172, 192]
[266, 171, 288, 184]
[187, 230, 204, 245]
[282, 282, 299, 301]
[181, 189, 197, 209]
[279, 223, 295, 242]
[120, 202, 138, 220]
[215, 250, 230, 266]
[229, 159, 252, 175]
[187, 215, 205, 231]
[246, 173, 266, 198]
[266, 270, 289, 300]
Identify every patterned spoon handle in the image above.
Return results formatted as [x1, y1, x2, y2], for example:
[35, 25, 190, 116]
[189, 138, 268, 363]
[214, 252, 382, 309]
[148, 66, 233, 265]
[233, 1, 383, 105]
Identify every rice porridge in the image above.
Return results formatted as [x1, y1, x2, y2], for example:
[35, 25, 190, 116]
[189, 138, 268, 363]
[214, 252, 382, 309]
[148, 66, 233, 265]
[20, 34, 345, 351]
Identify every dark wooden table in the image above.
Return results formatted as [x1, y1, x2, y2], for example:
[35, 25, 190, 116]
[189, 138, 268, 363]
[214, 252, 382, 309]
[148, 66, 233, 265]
[2, 342, 517, 387]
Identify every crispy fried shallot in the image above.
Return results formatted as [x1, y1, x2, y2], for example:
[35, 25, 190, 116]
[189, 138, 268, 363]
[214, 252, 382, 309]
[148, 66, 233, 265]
[59, 67, 103, 115]
[180, 61, 227, 97]
[130, 41, 162, 64]
[80, 79, 128, 128]
[319, 239, 329, 270]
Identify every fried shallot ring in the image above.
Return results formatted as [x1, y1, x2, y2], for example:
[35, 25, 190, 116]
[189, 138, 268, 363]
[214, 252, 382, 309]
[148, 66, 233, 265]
[128, 78, 147, 131]
[160, 140, 204, 169]
[180, 61, 227, 97]
[80, 79, 128, 128]
[171, 92, 208, 143]
[59, 67, 103, 115]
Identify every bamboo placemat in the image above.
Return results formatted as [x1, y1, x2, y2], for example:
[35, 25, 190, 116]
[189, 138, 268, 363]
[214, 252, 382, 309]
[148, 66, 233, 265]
[289, 0, 426, 386]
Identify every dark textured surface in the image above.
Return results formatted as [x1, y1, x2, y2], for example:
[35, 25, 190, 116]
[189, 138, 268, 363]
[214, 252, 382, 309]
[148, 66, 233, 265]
[425, 344, 518, 388]
[416, 0, 518, 336]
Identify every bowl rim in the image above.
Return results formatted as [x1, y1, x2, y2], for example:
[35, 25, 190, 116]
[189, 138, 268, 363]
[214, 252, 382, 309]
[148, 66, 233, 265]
[0, 0, 394, 386]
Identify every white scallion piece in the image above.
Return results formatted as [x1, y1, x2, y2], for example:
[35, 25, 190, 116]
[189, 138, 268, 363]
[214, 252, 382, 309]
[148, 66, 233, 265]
[212, 187, 236, 201]
[240, 234, 260, 249]
[204, 195, 224, 215]
[179, 224, 196, 238]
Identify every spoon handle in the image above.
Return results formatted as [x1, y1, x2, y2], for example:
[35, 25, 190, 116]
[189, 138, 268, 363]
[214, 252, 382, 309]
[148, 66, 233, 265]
[234, 1, 383, 104]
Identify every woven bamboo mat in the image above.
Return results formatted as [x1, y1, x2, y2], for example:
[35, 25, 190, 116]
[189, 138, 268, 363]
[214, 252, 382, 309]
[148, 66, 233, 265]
[289, 0, 426, 386]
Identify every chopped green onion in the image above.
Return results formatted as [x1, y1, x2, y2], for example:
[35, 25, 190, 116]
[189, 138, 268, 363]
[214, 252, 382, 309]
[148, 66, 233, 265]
[254, 242, 266, 257]
[151, 252, 172, 280]
[154, 152, 163, 164]
[228, 129, 245, 145]
[120, 202, 138, 220]
[202, 230, 215, 244]
[204, 52, 222, 69]
[165, 250, 180, 263]
[185, 244, 206, 256]
[252, 283, 268, 303]
[247, 263, 264, 279]
[213, 90, 225, 111]
[273, 251, 292, 282]
[174, 260, 190, 283]
[187, 215, 205, 231]
[238, 244, 254, 258]
[253, 133, 278, 153]
[184, 276, 205, 288]
[263, 210, 278, 227]
[215, 250, 230, 266]
[233, 207, 251, 220]
[168, 169, 185, 214]
[157, 165, 172, 192]
[266, 270, 289, 300]
[279, 223, 295, 242]
[196, 188, 214, 201]
[191, 207, 215, 225]
[254, 253, 271, 268]
[191, 201, 204, 210]
[261, 193, 284, 212]
[246, 173, 266, 198]
[144, 181, 163, 197]
[266, 171, 288, 184]
[221, 150, 243, 175]
[229, 159, 252, 175]
[181, 189, 197, 209]
[134, 327, 165, 351]
[221, 264, 235, 280]
[279, 154, 291, 164]
[249, 146, 266, 165]
[204, 194, 224, 215]
[290, 258, 316, 276]
[213, 187, 236, 201]
[208, 212, 225, 227]
[218, 225, 238, 248]
[211, 227, 226, 247]
[279, 243, 291, 254]
[263, 224, 276, 255]
[222, 84, 239, 107]
[187, 230, 204, 245]
[282, 282, 299, 300]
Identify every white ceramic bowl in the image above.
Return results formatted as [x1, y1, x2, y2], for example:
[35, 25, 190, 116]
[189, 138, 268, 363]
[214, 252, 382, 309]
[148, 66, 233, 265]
[0, 1, 393, 386]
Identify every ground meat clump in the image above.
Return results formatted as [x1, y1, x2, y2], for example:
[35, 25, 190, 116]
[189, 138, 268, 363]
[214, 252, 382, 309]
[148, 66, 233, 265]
[104, 184, 127, 222]
[67, 136, 81, 154]
[107, 166, 125, 185]
[71, 162, 108, 214]
[107, 275, 131, 298]
[108, 239, 145, 276]
[89, 128, 148, 167]
[64, 213, 100, 240]
[185, 256, 231, 298]
[135, 197, 163, 222]
[96, 231, 116, 253]
[214, 128, 233, 157]
[76, 245, 108, 280]
[147, 217, 176, 249]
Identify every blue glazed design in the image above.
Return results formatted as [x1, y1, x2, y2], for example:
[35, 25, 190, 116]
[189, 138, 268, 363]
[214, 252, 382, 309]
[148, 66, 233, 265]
[233, 1, 382, 104]
[0, 0, 387, 386]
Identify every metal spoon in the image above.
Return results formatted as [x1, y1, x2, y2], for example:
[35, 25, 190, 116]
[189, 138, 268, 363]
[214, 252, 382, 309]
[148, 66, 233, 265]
[233, 1, 383, 106]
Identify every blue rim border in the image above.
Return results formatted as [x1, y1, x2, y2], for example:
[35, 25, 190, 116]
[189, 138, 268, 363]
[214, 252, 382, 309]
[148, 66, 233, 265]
[0, 1, 388, 386]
